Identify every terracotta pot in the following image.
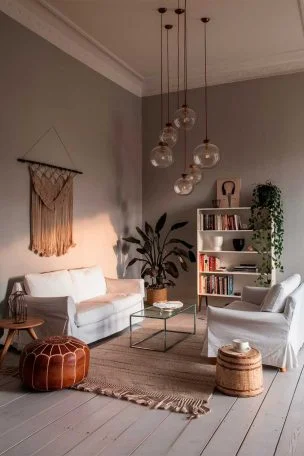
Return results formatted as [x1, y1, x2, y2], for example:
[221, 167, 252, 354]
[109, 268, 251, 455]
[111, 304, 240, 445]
[146, 288, 168, 305]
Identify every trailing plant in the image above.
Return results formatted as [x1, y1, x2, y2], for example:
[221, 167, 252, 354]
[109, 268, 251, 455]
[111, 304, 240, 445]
[249, 181, 284, 286]
[123, 213, 196, 289]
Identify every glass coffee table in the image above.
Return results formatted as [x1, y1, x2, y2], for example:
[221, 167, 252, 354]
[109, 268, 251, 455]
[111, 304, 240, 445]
[129, 304, 196, 352]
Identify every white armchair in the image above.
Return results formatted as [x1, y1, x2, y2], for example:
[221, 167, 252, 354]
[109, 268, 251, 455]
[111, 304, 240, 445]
[202, 275, 304, 369]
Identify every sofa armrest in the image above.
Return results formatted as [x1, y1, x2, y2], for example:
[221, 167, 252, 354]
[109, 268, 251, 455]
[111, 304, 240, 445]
[284, 283, 304, 323]
[105, 278, 145, 298]
[241, 286, 269, 305]
[24, 296, 76, 336]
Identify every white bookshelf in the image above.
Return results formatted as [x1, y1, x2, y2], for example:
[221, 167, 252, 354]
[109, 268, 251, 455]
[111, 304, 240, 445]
[197, 206, 276, 308]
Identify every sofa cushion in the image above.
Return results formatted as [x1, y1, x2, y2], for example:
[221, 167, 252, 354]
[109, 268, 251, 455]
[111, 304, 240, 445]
[69, 265, 107, 303]
[260, 274, 301, 313]
[24, 270, 75, 299]
[75, 293, 142, 327]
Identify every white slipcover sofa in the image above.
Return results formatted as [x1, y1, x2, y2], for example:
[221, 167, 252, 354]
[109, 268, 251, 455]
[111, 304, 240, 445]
[202, 274, 304, 369]
[12, 265, 144, 347]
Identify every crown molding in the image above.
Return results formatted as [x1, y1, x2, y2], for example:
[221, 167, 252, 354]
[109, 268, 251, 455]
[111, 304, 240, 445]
[0, 0, 144, 97]
[143, 49, 304, 97]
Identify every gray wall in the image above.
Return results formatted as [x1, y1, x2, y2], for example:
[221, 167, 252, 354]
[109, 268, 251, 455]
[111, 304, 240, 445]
[143, 72, 304, 301]
[0, 12, 142, 312]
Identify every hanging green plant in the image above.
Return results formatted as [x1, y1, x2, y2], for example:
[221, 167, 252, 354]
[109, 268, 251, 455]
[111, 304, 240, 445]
[122, 212, 196, 290]
[249, 181, 284, 286]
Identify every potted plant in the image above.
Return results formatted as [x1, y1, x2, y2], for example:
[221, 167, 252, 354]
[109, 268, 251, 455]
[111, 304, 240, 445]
[123, 213, 196, 304]
[249, 181, 284, 286]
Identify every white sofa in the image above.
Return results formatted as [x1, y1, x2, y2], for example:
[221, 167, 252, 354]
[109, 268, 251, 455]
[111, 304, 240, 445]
[12, 265, 144, 347]
[202, 274, 304, 369]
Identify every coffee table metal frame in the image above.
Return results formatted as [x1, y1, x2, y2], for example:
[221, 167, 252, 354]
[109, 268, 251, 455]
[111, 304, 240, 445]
[129, 304, 196, 352]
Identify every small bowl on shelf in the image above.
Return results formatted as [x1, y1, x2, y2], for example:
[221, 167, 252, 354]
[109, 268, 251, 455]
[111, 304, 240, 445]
[232, 238, 245, 251]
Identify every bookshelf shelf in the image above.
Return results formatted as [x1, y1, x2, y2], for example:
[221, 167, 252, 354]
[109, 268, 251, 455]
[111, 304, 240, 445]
[199, 293, 242, 299]
[198, 230, 253, 233]
[200, 270, 259, 276]
[197, 206, 275, 308]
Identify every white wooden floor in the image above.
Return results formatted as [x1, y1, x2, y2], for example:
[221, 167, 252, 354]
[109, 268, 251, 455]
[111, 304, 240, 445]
[0, 350, 303, 455]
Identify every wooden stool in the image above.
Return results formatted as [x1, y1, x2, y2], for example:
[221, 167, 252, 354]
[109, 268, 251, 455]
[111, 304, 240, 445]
[0, 318, 44, 367]
[215, 345, 263, 397]
[19, 335, 90, 391]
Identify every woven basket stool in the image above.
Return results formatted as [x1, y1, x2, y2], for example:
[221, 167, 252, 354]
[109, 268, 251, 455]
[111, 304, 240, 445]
[19, 336, 90, 391]
[215, 345, 263, 397]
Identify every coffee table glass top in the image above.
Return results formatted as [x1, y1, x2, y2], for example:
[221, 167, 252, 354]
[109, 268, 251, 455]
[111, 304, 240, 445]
[130, 304, 195, 320]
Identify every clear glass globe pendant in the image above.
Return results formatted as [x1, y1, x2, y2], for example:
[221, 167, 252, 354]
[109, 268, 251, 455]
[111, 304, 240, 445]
[159, 122, 178, 148]
[174, 173, 194, 195]
[193, 139, 220, 168]
[188, 164, 203, 184]
[150, 141, 173, 168]
[173, 104, 196, 131]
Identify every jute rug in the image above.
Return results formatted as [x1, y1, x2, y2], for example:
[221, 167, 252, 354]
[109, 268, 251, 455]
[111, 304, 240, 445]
[74, 313, 215, 418]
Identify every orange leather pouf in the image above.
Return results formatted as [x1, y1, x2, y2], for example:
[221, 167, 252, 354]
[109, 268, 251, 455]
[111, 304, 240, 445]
[19, 335, 90, 391]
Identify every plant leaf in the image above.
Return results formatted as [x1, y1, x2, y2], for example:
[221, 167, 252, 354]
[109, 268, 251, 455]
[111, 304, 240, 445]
[136, 227, 150, 243]
[166, 238, 193, 249]
[179, 257, 189, 271]
[136, 248, 147, 255]
[145, 222, 154, 238]
[170, 221, 188, 231]
[126, 258, 138, 268]
[122, 236, 141, 245]
[164, 261, 179, 278]
[188, 250, 196, 263]
[155, 213, 167, 233]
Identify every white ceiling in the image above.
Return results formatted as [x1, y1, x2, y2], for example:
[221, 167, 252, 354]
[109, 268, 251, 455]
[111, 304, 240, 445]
[2, 0, 304, 96]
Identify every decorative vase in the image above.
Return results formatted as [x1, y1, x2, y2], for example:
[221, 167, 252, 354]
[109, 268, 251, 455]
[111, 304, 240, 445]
[233, 238, 245, 251]
[146, 288, 167, 305]
[212, 236, 223, 252]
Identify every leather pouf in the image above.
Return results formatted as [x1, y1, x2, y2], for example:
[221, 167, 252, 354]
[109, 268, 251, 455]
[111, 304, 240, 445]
[19, 335, 90, 391]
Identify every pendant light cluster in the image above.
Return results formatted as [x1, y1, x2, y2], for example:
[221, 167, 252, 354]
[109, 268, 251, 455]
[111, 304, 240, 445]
[149, 2, 220, 196]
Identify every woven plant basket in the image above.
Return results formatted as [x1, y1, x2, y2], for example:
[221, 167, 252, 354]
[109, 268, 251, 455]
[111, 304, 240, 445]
[146, 288, 167, 305]
[215, 345, 263, 397]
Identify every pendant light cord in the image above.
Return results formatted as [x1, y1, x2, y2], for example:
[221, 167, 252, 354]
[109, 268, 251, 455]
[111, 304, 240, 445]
[184, 130, 187, 171]
[166, 27, 170, 123]
[204, 20, 208, 141]
[177, 1, 180, 109]
[160, 12, 163, 131]
[184, 0, 187, 106]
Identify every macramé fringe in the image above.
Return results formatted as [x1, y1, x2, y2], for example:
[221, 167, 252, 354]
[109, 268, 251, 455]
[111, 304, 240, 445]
[73, 376, 211, 419]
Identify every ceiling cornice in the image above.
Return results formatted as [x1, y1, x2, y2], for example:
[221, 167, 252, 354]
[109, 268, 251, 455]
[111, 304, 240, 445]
[0, 0, 144, 97]
[143, 49, 304, 96]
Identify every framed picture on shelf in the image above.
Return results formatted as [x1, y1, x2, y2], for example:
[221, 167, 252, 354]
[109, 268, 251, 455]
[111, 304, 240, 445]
[216, 177, 241, 208]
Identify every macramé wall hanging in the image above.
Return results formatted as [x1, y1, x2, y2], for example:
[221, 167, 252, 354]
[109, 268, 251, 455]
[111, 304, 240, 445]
[17, 127, 83, 257]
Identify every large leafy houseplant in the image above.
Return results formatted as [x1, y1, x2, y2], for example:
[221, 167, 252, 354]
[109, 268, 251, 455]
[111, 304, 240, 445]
[249, 181, 284, 286]
[123, 213, 196, 294]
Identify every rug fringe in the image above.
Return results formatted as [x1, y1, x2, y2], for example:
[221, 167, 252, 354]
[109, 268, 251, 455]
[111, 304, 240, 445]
[73, 378, 210, 419]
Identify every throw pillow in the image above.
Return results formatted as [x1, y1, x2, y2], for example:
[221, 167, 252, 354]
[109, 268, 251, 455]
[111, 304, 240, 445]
[261, 274, 301, 313]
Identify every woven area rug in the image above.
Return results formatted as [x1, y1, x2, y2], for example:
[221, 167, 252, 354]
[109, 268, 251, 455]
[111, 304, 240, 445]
[74, 313, 215, 418]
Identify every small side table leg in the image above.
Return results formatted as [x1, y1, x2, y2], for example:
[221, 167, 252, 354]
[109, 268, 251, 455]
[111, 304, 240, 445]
[0, 329, 16, 366]
[27, 327, 38, 340]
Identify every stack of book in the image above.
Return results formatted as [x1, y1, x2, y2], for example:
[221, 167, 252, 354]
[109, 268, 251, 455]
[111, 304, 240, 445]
[201, 213, 243, 230]
[200, 275, 234, 295]
[231, 264, 258, 273]
[199, 254, 221, 272]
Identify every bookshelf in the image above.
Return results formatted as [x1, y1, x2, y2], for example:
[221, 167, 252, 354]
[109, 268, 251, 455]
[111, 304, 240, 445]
[197, 206, 276, 309]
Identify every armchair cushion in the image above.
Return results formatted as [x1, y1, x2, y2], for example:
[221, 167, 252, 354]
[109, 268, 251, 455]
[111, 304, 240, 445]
[225, 301, 260, 312]
[24, 270, 74, 299]
[69, 265, 106, 303]
[260, 274, 301, 313]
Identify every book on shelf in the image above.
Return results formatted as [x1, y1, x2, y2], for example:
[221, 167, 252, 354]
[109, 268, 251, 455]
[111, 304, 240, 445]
[199, 254, 221, 272]
[200, 213, 244, 230]
[230, 264, 258, 273]
[200, 274, 234, 295]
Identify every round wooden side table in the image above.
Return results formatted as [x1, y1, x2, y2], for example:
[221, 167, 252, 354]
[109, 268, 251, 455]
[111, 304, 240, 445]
[215, 344, 263, 397]
[0, 318, 44, 367]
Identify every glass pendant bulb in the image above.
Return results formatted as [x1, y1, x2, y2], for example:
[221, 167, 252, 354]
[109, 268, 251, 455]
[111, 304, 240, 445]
[174, 173, 194, 195]
[159, 122, 178, 148]
[188, 164, 203, 184]
[150, 141, 174, 168]
[173, 104, 196, 131]
[193, 140, 220, 168]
